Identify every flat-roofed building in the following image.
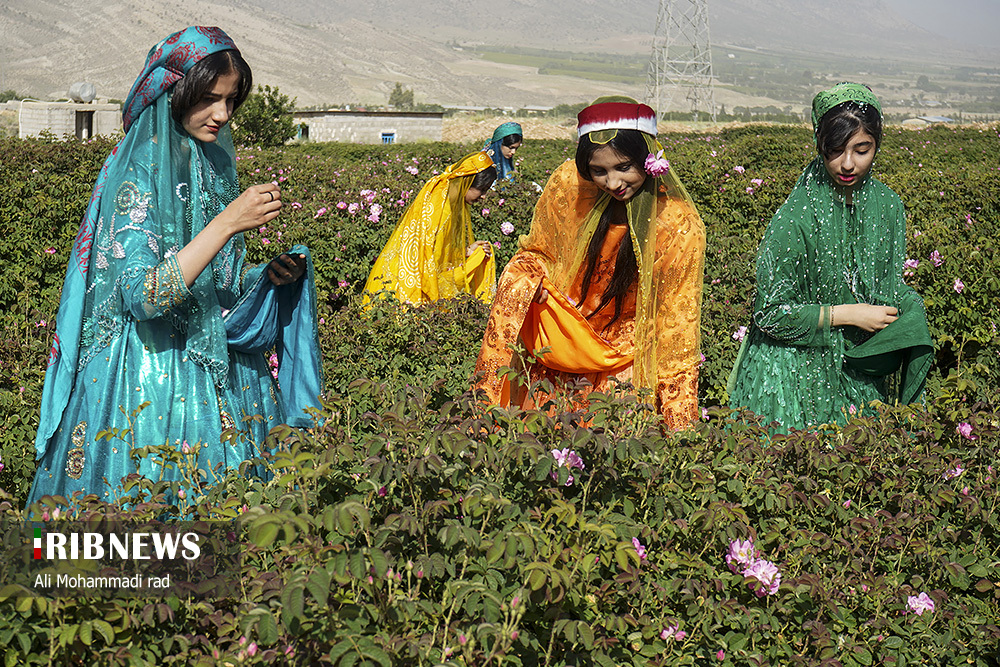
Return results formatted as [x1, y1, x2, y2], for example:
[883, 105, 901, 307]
[17, 100, 120, 140]
[292, 109, 443, 144]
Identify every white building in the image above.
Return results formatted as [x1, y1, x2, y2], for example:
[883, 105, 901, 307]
[292, 109, 442, 144]
[18, 100, 120, 140]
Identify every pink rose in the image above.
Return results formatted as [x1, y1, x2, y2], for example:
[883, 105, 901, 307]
[644, 150, 671, 176]
[907, 591, 935, 615]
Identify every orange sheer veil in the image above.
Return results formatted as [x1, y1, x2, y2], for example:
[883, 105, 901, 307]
[522, 97, 698, 392]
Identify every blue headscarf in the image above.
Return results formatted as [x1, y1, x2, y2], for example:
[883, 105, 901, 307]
[482, 121, 522, 182]
[35, 27, 247, 456]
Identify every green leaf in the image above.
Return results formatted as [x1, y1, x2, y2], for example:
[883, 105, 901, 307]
[329, 639, 356, 665]
[362, 646, 393, 667]
[281, 584, 305, 630]
[306, 568, 331, 605]
[257, 609, 279, 645]
[349, 550, 366, 580]
[92, 619, 115, 644]
[853, 647, 873, 665]
[368, 548, 389, 578]
[248, 520, 280, 548]
[78, 620, 92, 646]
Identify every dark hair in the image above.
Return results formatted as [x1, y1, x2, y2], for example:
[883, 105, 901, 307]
[578, 202, 637, 330]
[575, 129, 649, 182]
[501, 133, 522, 147]
[470, 165, 497, 192]
[574, 128, 651, 330]
[816, 100, 882, 159]
[170, 50, 253, 123]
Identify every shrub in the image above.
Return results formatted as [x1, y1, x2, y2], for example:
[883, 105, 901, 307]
[0, 124, 998, 665]
[1, 379, 997, 665]
[231, 84, 298, 147]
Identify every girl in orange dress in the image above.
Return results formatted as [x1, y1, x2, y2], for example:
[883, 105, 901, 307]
[474, 97, 705, 428]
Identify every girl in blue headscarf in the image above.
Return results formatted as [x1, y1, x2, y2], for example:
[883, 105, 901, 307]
[482, 121, 523, 182]
[27, 27, 322, 508]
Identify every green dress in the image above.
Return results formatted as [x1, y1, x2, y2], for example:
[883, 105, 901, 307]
[728, 158, 931, 432]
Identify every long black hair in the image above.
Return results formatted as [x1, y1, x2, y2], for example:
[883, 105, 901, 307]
[171, 50, 253, 123]
[816, 100, 882, 159]
[574, 129, 651, 330]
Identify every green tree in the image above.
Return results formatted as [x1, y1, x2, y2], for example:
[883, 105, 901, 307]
[388, 82, 414, 109]
[0, 89, 20, 103]
[230, 84, 297, 147]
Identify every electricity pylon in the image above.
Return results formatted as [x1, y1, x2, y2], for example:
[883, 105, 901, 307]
[645, 0, 717, 122]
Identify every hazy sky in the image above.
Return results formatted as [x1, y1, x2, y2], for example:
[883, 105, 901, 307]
[883, 0, 1000, 46]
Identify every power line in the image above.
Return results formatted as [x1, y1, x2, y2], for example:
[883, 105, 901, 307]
[645, 0, 717, 122]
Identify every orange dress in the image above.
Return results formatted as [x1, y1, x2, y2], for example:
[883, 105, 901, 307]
[474, 160, 705, 429]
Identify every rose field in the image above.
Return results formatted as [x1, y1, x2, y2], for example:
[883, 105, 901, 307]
[0, 124, 998, 666]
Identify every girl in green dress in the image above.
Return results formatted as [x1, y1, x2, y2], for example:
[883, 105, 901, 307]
[728, 83, 932, 432]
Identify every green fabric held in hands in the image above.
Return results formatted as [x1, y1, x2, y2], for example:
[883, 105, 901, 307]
[843, 289, 934, 404]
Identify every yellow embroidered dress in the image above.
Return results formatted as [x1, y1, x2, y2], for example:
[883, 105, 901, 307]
[364, 151, 496, 305]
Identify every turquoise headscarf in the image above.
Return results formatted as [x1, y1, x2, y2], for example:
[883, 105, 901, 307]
[36, 27, 247, 456]
[482, 121, 522, 181]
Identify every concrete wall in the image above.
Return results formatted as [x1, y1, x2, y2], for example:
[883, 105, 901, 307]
[18, 101, 120, 139]
[292, 110, 442, 144]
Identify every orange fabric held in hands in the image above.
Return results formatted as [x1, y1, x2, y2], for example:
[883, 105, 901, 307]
[522, 276, 633, 374]
[474, 160, 705, 429]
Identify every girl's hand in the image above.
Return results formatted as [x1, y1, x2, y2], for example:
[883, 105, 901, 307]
[268, 252, 306, 286]
[177, 184, 281, 287]
[832, 303, 899, 332]
[466, 240, 493, 258]
[533, 281, 549, 305]
[217, 184, 282, 236]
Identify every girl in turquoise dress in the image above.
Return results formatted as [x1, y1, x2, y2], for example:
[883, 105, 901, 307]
[27, 27, 321, 507]
[728, 83, 932, 433]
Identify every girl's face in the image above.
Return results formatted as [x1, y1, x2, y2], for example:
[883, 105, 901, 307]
[822, 127, 876, 189]
[182, 69, 240, 143]
[587, 145, 647, 202]
[500, 141, 521, 160]
[465, 186, 485, 204]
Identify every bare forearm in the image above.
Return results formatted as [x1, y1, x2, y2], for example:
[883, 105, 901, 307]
[175, 217, 235, 287]
[831, 303, 899, 332]
[175, 183, 282, 287]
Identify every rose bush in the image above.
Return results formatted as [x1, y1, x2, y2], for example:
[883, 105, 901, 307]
[0, 124, 997, 665]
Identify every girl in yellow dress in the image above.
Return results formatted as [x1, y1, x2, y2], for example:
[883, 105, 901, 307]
[363, 152, 498, 305]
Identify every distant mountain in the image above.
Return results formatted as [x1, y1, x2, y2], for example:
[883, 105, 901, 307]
[1, 0, 996, 108]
